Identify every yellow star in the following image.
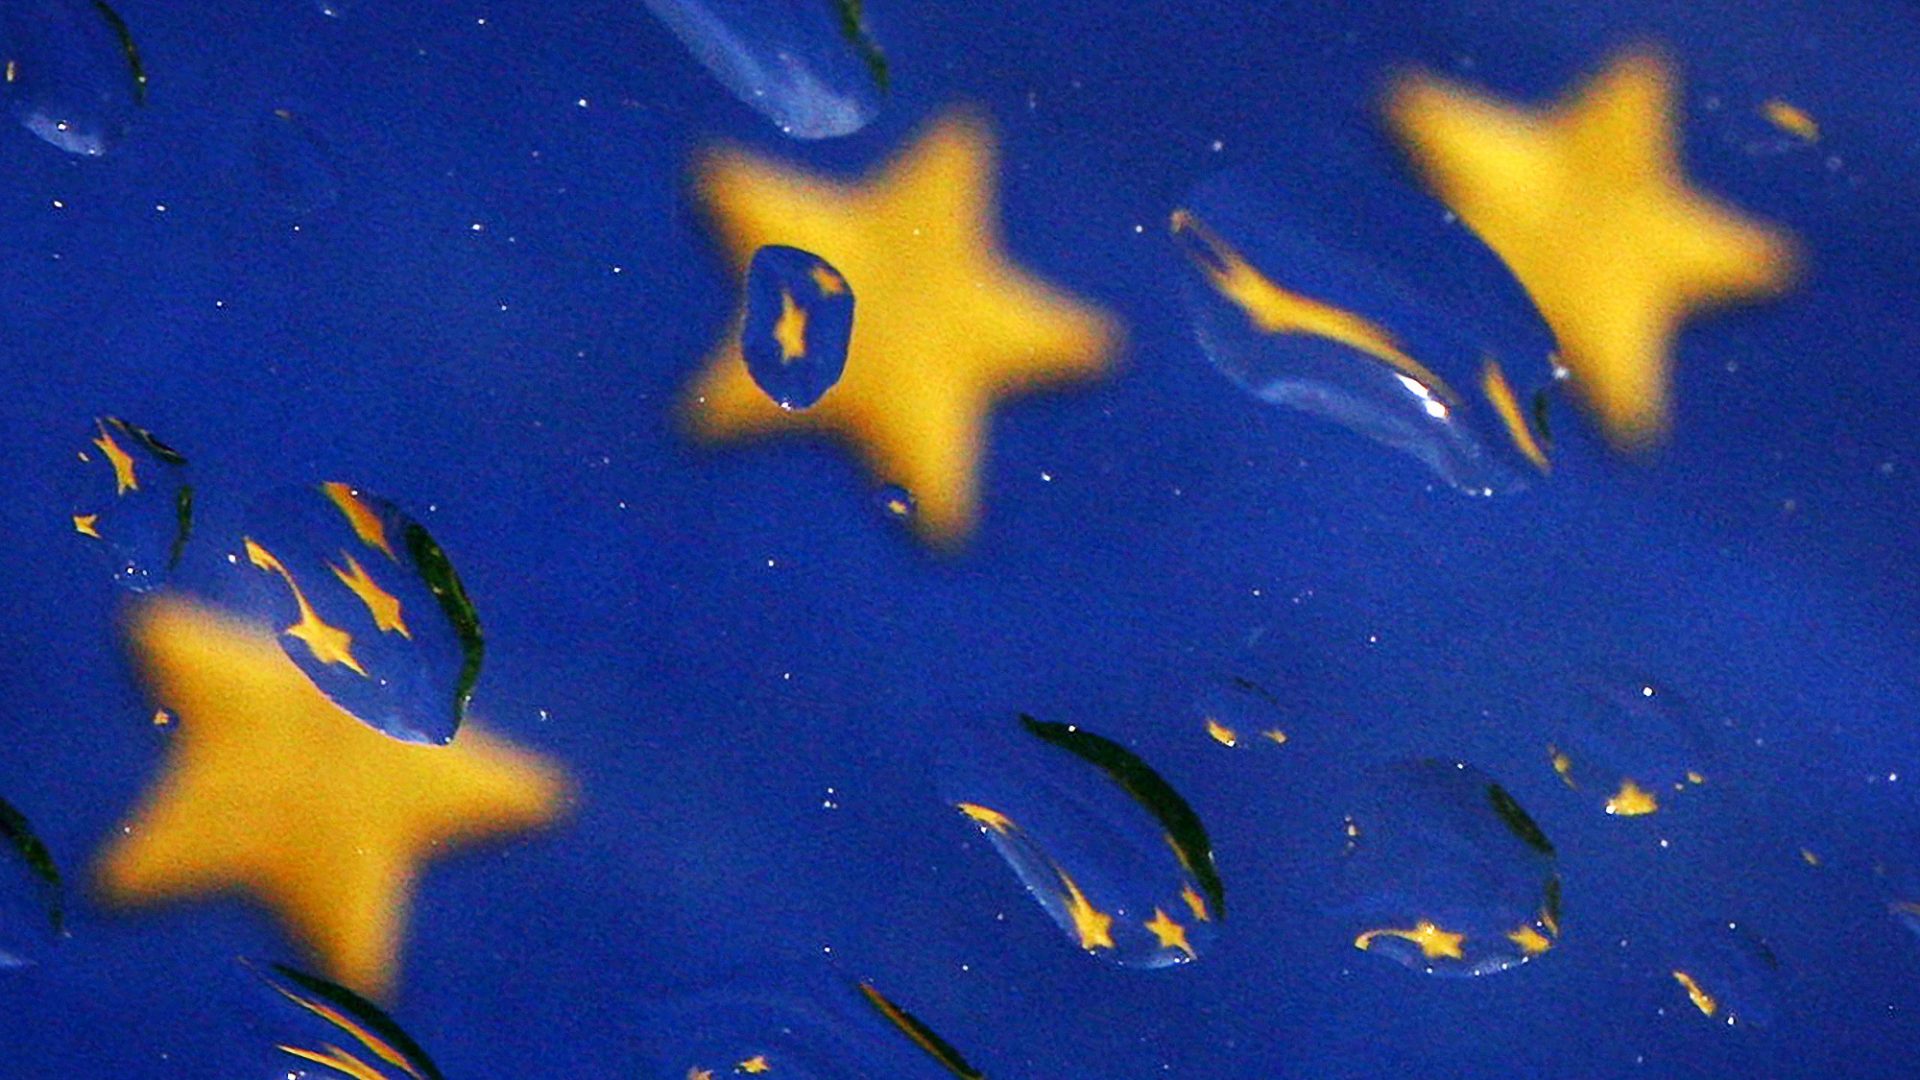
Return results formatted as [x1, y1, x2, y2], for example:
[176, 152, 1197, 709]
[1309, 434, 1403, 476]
[1386, 48, 1797, 449]
[1143, 906, 1196, 959]
[683, 109, 1120, 547]
[94, 596, 572, 999]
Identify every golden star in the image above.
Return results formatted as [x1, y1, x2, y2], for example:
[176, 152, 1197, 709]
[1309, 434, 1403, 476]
[95, 596, 572, 1000]
[1386, 48, 1797, 449]
[683, 109, 1120, 547]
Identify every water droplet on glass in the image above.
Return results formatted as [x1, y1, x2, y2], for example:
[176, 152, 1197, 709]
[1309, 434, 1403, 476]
[874, 484, 914, 521]
[1170, 142, 1557, 495]
[0, 0, 146, 156]
[1546, 668, 1715, 818]
[641, 967, 983, 1079]
[1662, 920, 1779, 1028]
[68, 417, 194, 592]
[244, 958, 445, 1079]
[741, 245, 854, 410]
[1336, 758, 1561, 976]
[251, 107, 343, 217]
[938, 715, 1222, 969]
[641, 0, 887, 139]
[0, 796, 65, 970]
[238, 482, 483, 745]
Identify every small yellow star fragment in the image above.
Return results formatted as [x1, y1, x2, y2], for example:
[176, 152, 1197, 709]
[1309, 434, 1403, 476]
[1386, 48, 1797, 449]
[95, 596, 572, 1000]
[683, 109, 1120, 547]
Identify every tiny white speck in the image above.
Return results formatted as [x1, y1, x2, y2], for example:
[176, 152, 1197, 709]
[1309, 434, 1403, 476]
[469, 222, 484, 232]
[50, 199, 64, 209]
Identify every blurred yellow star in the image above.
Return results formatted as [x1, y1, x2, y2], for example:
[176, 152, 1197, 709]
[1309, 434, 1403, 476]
[95, 596, 572, 1000]
[1387, 48, 1797, 449]
[683, 109, 1120, 547]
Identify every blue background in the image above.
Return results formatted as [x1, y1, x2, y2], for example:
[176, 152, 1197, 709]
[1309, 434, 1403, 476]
[3, 0, 1920, 1076]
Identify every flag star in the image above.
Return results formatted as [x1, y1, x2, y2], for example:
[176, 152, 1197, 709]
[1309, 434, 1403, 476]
[94, 597, 573, 999]
[1387, 48, 1797, 449]
[683, 109, 1120, 547]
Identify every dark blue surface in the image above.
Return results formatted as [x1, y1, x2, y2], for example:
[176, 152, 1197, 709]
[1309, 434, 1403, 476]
[3, 0, 1920, 1076]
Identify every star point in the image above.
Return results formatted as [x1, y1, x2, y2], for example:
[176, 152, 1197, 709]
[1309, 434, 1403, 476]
[1386, 48, 1797, 449]
[94, 596, 572, 1000]
[683, 108, 1120, 546]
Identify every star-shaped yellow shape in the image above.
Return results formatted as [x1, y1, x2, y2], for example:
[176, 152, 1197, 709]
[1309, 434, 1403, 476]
[683, 109, 1120, 547]
[1386, 48, 1797, 449]
[95, 596, 573, 999]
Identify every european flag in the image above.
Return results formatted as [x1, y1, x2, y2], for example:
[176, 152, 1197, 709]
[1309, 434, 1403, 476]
[2, 0, 1918, 1077]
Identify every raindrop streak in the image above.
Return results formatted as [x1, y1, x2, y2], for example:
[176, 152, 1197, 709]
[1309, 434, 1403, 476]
[1170, 142, 1558, 495]
[642, 970, 983, 1079]
[1337, 759, 1561, 977]
[741, 245, 855, 410]
[245, 958, 446, 1079]
[0, 795, 65, 970]
[641, 0, 886, 139]
[939, 715, 1222, 969]
[1546, 668, 1714, 818]
[0, 0, 147, 156]
[68, 416, 194, 592]
[252, 107, 343, 216]
[240, 482, 482, 745]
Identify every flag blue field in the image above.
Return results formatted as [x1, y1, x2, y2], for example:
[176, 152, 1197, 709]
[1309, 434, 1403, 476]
[3, 1, 1919, 1077]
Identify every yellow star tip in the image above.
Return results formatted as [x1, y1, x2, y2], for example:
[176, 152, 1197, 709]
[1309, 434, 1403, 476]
[1386, 46, 1799, 451]
[95, 595, 573, 1000]
[682, 105, 1120, 549]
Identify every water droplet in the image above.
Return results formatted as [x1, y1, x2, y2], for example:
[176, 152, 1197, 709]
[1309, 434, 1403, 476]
[1546, 668, 1715, 818]
[641, 0, 887, 139]
[245, 958, 445, 1078]
[874, 484, 915, 521]
[0, 0, 146, 156]
[0, 796, 65, 969]
[67, 417, 194, 592]
[238, 482, 482, 745]
[741, 245, 855, 410]
[641, 967, 983, 1078]
[1337, 759, 1560, 976]
[1662, 921, 1779, 1028]
[938, 715, 1221, 969]
[251, 108, 343, 217]
[1170, 143, 1557, 495]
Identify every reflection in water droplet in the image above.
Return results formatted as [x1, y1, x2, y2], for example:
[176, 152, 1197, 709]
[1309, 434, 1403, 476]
[252, 107, 343, 216]
[0, 0, 145, 156]
[641, 968, 981, 1079]
[1171, 144, 1557, 495]
[0, 795, 65, 970]
[741, 245, 854, 410]
[874, 484, 915, 521]
[938, 716, 1221, 969]
[1664, 920, 1779, 1028]
[1193, 673, 1289, 749]
[1337, 759, 1560, 976]
[246, 958, 445, 1079]
[67, 417, 194, 592]
[641, 0, 885, 139]
[1546, 668, 1715, 818]
[239, 482, 483, 745]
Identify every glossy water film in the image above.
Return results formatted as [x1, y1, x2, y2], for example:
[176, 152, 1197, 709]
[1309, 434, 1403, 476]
[239, 482, 483, 745]
[1336, 758, 1561, 976]
[0, 0, 146, 156]
[1171, 143, 1558, 495]
[939, 715, 1222, 969]
[741, 245, 855, 410]
[68, 416, 194, 592]
[641, 0, 887, 139]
